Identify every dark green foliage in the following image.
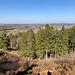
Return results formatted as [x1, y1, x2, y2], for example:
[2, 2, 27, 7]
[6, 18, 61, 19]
[58, 26, 68, 55]
[20, 29, 36, 58]
[20, 25, 75, 59]
[0, 28, 10, 50]
[68, 26, 75, 52]
[1, 25, 75, 59]
[36, 28, 45, 58]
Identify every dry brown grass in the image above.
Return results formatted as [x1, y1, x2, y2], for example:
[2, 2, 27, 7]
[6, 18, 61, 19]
[33, 53, 75, 75]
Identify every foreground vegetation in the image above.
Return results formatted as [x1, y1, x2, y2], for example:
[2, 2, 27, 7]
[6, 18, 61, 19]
[0, 24, 75, 60]
[0, 49, 75, 75]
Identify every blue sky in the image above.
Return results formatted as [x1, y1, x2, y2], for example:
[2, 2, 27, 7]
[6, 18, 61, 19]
[0, 0, 75, 24]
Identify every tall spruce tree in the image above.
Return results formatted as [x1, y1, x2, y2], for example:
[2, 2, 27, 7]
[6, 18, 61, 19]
[36, 28, 45, 59]
[27, 29, 36, 58]
[44, 25, 56, 59]
[59, 26, 69, 55]
[68, 26, 75, 52]
[20, 29, 36, 58]
[20, 32, 28, 56]
[0, 28, 9, 50]
[44, 24, 51, 59]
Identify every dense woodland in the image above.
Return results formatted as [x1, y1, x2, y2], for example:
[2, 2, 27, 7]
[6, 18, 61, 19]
[0, 24, 75, 59]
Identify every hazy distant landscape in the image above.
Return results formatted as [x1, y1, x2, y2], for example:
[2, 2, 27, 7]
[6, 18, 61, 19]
[0, 24, 74, 34]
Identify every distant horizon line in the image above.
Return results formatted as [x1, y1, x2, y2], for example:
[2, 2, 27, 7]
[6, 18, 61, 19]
[0, 23, 75, 25]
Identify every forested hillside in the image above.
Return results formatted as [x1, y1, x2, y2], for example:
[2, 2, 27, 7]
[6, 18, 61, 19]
[0, 24, 75, 60]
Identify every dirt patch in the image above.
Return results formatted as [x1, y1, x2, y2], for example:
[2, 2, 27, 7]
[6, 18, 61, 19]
[0, 49, 37, 75]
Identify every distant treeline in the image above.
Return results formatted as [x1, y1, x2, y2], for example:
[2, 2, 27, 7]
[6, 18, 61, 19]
[0, 24, 75, 59]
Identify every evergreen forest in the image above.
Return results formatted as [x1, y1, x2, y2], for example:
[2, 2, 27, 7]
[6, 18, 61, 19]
[0, 24, 75, 60]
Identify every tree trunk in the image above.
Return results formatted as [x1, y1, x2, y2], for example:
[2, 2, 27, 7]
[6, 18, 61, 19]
[49, 54, 51, 59]
[39, 57, 40, 61]
[55, 43, 56, 59]
[10, 41, 13, 49]
[55, 50, 56, 59]
[46, 50, 47, 60]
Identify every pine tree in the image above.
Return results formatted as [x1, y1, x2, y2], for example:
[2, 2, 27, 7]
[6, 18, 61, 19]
[44, 24, 56, 59]
[68, 26, 75, 52]
[36, 28, 45, 59]
[20, 32, 28, 56]
[20, 29, 36, 58]
[0, 28, 9, 50]
[27, 29, 36, 58]
[59, 26, 69, 56]
[44, 24, 51, 59]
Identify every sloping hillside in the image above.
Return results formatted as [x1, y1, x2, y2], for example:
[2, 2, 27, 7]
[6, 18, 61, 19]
[0, 49, 37, 75]
[0, 49, 75, 75]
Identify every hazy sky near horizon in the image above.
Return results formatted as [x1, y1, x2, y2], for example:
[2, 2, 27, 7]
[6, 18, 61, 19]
[0, 0, 75, 24]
